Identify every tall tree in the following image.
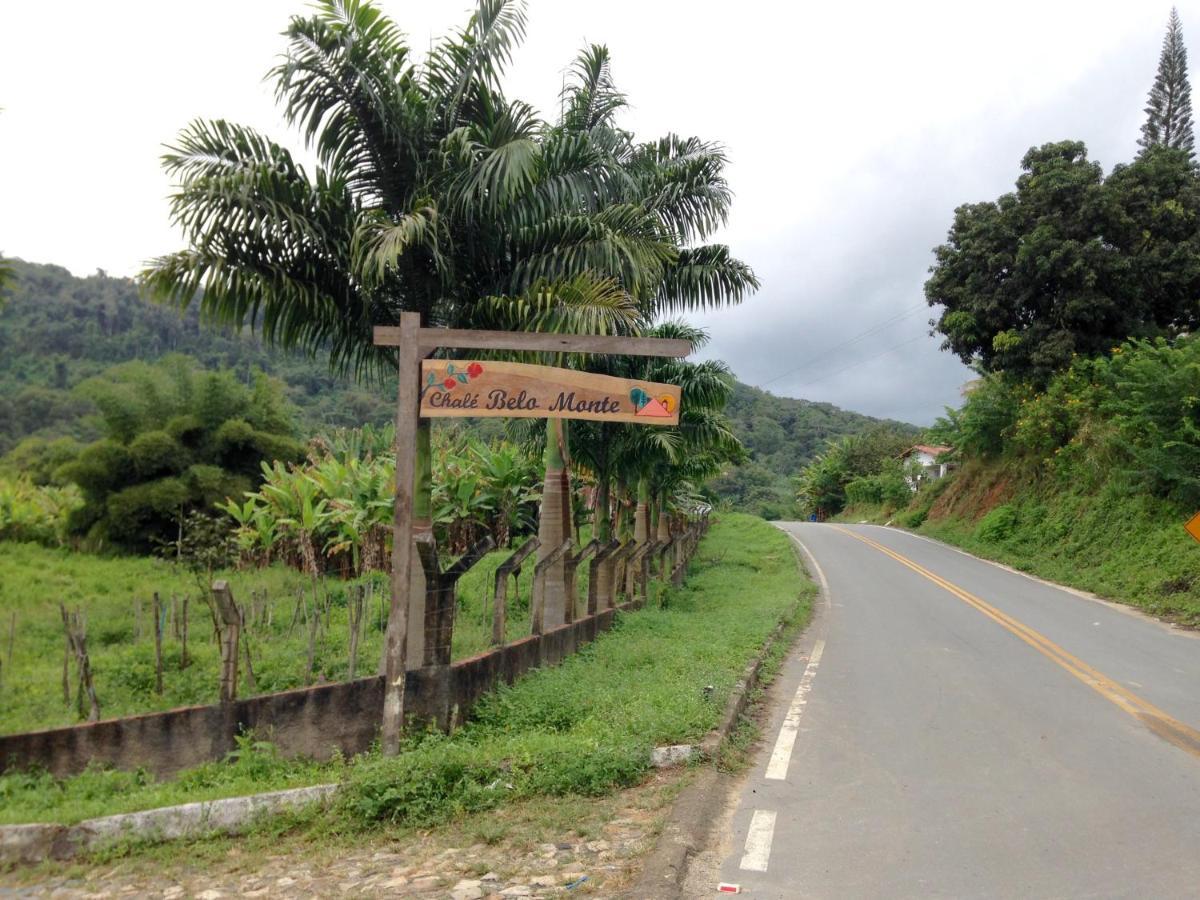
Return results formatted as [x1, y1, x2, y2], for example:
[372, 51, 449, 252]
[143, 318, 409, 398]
[926, 140, 1200, 383]
[1140, 7, 1196, 159]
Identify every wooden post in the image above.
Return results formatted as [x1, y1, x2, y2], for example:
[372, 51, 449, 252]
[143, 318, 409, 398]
[381, 312, 422, 755]
[588, 540, 620, 614]
[211, 580, 241, 704]
[348, 584, 364, 680]
[180, 595, 190, 670]
[152, 592, 164, 695]
[59, 605, 100, 722]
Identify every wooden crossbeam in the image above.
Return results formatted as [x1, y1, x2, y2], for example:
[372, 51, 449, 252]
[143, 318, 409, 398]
[373, 325, 690, 358]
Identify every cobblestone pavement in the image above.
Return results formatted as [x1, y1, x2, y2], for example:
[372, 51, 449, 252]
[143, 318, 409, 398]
[0, 776, 684, 899]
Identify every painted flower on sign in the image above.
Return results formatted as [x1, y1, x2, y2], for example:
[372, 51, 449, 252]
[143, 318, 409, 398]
[423, 362, 485, 397]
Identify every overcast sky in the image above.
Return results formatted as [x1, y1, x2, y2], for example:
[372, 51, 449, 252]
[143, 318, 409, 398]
[0, 1, 1191, 424]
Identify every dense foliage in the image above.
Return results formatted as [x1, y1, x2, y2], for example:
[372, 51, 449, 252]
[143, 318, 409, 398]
[710, 381, 917, 518]
[57, 357, 305, 553]
[223, 427, 542, 577]
[929, 336, 1200, 508]
[926, 141, 1200, 383]
[794, 427, 915, 518]
[0, 476, 81, 546]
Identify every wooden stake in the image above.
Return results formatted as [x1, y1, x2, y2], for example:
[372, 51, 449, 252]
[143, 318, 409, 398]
[180, 595, 190, 670]
[241, 606, 257, 694]
[60, 605, 99, 722]
[210, 581, 241, 704]
[348, 584, 364, 680]
[152, 592, 164, 695]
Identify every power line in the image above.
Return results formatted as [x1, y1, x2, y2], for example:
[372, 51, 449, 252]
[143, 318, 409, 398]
[757, 302, 926, 389]
[792, 333, 927, 389]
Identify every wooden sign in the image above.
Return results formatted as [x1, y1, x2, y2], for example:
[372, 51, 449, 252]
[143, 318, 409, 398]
[1186, 511, 1200, 545]
[420, 359, 680, 425]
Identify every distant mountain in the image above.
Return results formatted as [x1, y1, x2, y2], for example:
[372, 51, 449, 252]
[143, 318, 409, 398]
[708, 381, 918, 519]
[0, 260, 917, 516]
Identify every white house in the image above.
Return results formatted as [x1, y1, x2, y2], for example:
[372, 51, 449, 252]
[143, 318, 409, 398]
[899, 444, 953, 490]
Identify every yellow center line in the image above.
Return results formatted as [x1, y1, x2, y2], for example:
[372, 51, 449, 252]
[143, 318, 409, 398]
[832, 525, 1200, 760]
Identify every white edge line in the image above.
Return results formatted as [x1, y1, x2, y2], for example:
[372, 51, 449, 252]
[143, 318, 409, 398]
[764, 639, 825, 780]
[739, 808, 778, 872]
[781, 527, 832, 612]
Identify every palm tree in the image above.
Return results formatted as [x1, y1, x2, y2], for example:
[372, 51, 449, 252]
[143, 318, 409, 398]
[142, 0, 676, 684]
[515, 46, 757, 623]
[569, 323, 742, 601]
[142, 2, 755, 749]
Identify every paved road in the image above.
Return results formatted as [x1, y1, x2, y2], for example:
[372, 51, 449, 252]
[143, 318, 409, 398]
[714, 523, 1200, 899]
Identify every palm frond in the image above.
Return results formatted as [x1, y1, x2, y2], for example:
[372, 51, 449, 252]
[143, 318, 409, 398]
[271, 0, 419, 205]
[511, 204, 676, 298]
[141, 119, 393, 377]
[424, 0, 528, 127]
[353, 202, 443, 284]
[654, 244, 759, 312]
[470, 274, 643, 364]
[630, 134, 732, 242]
[561, 44, 627, 131]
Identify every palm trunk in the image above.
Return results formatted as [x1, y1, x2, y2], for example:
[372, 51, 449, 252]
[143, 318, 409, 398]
[634, 476, 650, 545]
[535, 418, 570, 629]
[594, 473, 613, 607]
[595, 475, 612, 543]
[656, 493, 670, 543]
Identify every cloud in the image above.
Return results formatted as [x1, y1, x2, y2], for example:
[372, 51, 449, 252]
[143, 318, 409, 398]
[0, 0, 1184, 424]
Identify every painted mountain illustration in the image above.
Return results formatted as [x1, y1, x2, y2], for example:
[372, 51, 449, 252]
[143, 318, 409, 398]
[630, 387, 672, 418]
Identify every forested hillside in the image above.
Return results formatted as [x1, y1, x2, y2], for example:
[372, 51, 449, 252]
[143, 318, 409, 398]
[0, 260, 395, 453]
[0, 260, 910, 514]
[710, 381, 917, 517]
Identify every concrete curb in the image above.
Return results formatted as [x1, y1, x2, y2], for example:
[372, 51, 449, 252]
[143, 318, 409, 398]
[626, 592, 809, 899]
[0, 783, 337, 865]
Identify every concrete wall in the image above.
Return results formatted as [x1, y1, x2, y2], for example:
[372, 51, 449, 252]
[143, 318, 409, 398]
[0, 601, 635, 779]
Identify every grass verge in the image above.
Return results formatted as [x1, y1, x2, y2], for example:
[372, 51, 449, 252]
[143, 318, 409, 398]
[1, 513, 812, 829]
[838, 462, 1200, 625]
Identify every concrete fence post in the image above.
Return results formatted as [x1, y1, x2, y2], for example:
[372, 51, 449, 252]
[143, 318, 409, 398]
[531, 540, 572, 635]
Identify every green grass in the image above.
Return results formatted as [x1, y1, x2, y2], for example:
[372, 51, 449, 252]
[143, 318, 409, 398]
[0, 540, 554, 735]
[918, 476, 1200, 624]
[0, 513, 812, 827]
[841, 462, 1200, 626]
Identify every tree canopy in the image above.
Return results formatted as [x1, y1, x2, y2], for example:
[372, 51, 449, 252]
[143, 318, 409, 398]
[925, 140, 1200, 383]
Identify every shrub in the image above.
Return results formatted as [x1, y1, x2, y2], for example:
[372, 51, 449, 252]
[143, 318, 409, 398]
[0, 476, 82, 546]
[57, 358, 303, 553]
[975, 504, 1018, 543]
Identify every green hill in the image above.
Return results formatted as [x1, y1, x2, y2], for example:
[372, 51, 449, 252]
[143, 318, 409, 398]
[0, 260, 914, 514]
[710, 381, 917, 518]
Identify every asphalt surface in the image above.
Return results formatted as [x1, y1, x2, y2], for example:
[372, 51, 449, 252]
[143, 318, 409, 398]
[714, 523, 1200, 899]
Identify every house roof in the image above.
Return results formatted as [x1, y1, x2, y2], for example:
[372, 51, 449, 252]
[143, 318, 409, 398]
[900, 444, 953, 458]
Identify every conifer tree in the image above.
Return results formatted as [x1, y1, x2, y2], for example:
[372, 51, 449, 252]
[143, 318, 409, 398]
[1140, 8, 1195, 158]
